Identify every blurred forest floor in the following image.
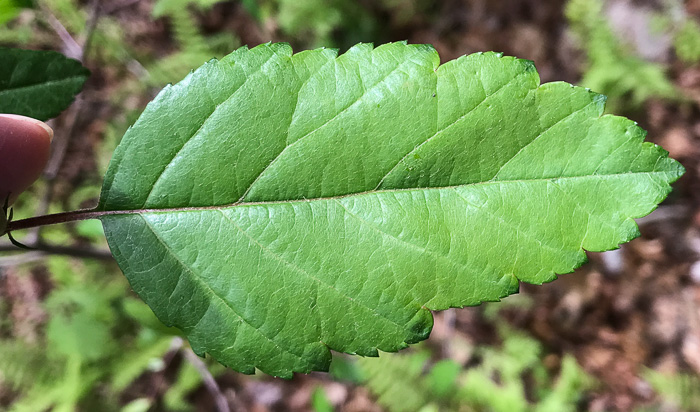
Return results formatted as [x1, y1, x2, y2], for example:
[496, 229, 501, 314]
[2, 0, 700, 411]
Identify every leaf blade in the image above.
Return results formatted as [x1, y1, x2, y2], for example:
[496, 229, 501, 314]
[100, 42, 683, 377]
[0, 48, 89, 121]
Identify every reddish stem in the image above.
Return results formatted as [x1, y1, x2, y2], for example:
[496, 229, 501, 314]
[4, 208, 122, 234]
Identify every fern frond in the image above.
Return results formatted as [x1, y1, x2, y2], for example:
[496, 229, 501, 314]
[0, 340, 60, 390]
[565, 0, 678, 109]
[358, 351, 434, 412]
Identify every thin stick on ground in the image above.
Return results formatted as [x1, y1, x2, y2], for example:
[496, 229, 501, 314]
[81, 0, 102, 62]
[182, 347, 231, 412]
[43, 9, 82, 60]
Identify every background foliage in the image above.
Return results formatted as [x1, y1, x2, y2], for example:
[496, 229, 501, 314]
[1, 0, 699, 411]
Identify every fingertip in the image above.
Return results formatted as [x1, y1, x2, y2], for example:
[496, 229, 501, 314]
[0, 114, 54, 142]
[0, 114, 54, 205]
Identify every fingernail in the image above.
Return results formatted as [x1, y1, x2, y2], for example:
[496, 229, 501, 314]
[0, 114, 54, 142]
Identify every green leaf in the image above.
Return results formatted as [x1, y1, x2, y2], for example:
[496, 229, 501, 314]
[98, 42, 683, 377]
[240, 0, 260, 19]
[0, 0, 33, 25]
[311, 386, 335, 412]
[675, 19, 700, 64]
[359, 351, 433, 412]
[0, 47, 89, 121]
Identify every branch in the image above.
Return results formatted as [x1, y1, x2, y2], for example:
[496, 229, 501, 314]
[43, 8, 82, 60]
[81, 0, 102, 62]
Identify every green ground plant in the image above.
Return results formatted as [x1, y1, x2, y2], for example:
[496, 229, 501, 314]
[352, 296, 597, 412]
[0, 256, 175, 411]
[0, 253, 226, 411]
[148, 0, 240, 86]
[0, 0, 33, 25]
[353, 296, 595, 412]
[565, 0, 678, 111]
[641, 368, 700, 412]
[673, 19, 700, 64]
[252, 0, 429, 49]
[356, 328, 594, 412]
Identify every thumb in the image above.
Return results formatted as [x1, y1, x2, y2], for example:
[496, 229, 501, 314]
[0, 114, 54, 206]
